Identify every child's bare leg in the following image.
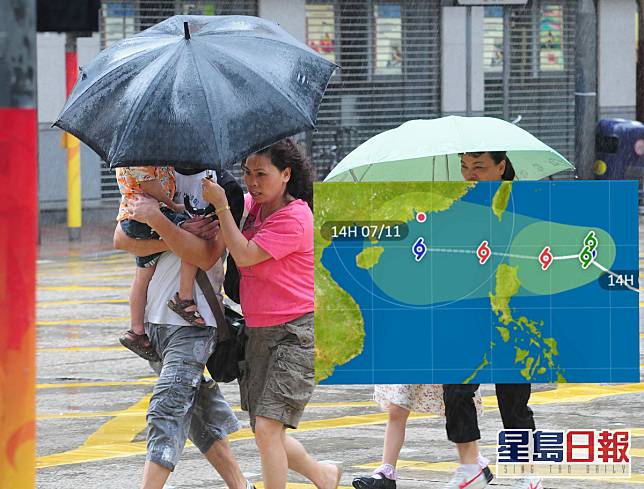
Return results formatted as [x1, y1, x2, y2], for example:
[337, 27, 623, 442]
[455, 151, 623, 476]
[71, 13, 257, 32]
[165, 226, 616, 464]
[130, 265, 156, 334]
[168, 261, 205, 326]
[178, 262, 199, 302]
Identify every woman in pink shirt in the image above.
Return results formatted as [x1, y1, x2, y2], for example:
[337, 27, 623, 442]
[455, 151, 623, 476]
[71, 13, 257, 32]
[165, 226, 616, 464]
[202, 138, 341, 489]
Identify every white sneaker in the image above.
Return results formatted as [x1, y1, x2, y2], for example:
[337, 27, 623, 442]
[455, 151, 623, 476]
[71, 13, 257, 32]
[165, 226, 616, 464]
[510, 477, 543, 489]
[443, 465, 493, 488]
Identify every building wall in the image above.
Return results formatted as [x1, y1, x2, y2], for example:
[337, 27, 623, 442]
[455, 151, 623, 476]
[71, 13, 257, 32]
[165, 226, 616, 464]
[258, 0, 306, 42]
[34, 1, 640, 212]
[37, 32, 103, 211]
[598, 0, 637, 120]
[441, 6, 485, 116]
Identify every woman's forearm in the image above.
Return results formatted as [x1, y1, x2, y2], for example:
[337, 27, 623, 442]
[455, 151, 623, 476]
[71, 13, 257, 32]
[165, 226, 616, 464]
[146, 211, 224, 270]
[217, 208, 270, 267]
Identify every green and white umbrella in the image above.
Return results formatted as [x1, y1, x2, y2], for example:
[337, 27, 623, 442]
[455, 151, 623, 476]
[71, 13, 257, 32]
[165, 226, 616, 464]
[324, 116, 574, 182]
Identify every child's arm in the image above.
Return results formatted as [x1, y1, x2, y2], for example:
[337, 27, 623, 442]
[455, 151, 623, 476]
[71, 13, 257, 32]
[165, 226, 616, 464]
[126, 196, 225, 270]
[139, 179, 180, 211]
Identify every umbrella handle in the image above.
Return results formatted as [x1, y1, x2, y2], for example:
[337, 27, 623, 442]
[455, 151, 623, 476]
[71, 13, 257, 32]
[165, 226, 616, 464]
[184, 22, 190, 40]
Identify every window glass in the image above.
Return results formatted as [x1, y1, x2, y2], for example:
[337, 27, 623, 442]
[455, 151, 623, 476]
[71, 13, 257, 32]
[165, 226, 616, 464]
[484, 6, 504, 74]
[374, 3, 403, 75]
[540, 4, 564, 71]
[306, 4, 336, 64]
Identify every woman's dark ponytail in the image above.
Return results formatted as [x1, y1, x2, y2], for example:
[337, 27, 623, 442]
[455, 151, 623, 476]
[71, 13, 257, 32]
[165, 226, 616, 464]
[488, 151, 515, 181]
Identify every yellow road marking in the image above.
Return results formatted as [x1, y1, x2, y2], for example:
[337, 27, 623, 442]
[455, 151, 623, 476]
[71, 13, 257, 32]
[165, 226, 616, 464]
[37, 346, 126, 353]
[38, 285, 129, 291]
[36, 265, 131, 276]
[36, 383, 644, 469]
[307, 401, 376, 409]
[37, 317, 129, 326]
[39, 273, 132, 280]
[38, 400, 379, 420]
[38, 298, 128, 307]
[37, 379, 155, 390]
[481, 383, 644, 409]
[39, 410, 147, 421]
[37, 395, 152, 468]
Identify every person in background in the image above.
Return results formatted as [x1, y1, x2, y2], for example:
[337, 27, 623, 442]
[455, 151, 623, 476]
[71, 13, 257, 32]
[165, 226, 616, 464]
[352, 385, 484, 489]
[442, 151, 542, 489]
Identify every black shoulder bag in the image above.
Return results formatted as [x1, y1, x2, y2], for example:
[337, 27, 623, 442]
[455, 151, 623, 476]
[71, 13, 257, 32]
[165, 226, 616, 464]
[197, 271, 246, 383]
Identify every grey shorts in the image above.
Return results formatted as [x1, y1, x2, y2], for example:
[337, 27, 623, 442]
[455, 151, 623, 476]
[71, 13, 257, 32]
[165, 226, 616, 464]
[239, 312, 315, 431]
[145, 323, 240, 471]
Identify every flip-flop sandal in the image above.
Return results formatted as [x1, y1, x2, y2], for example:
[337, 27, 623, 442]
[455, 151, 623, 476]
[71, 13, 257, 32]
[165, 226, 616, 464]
[119, 330, 160, 362]
[167, 292, 206, 327]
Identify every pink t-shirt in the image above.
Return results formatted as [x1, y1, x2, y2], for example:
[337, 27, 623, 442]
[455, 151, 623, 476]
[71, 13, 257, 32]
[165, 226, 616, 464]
[239, 195, 314, 327]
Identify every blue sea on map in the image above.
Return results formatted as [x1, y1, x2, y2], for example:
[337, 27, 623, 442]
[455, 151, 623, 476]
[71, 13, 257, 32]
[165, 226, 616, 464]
[320, 181, 640, 384]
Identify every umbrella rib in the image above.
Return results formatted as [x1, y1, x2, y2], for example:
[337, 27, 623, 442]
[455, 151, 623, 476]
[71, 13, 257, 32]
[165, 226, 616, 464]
[199, 32, 327, 60]
[188, 44, 224, 168]
[199, 42, 319, 127]
[58, 39, 177, 122]
[111, 47, 181, 163]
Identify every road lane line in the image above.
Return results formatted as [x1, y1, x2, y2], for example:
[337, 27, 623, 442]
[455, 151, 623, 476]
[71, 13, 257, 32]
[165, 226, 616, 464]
[37, 317, 129, 326]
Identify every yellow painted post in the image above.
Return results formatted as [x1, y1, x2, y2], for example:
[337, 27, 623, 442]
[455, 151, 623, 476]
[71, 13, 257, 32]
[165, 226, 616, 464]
[65, 33, 82, 241]
[65, 132, 82, 235]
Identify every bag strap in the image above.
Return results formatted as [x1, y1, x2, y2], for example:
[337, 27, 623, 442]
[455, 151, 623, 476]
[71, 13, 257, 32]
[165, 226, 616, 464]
[196, 269, 231, 342]
[199, 197, 250, 340]
[239, 203, 249, 230]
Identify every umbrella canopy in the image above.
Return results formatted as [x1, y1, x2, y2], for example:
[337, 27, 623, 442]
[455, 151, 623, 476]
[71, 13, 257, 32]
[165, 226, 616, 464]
[55, 15, 337, 170]
[324, 116, 574, 182]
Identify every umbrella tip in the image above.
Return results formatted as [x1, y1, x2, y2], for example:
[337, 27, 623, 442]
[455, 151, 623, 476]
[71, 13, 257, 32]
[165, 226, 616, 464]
[184, 21, 191, 40]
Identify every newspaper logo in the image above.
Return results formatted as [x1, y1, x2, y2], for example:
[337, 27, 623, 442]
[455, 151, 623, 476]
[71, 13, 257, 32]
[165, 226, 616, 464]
[496, 429, 631, 478]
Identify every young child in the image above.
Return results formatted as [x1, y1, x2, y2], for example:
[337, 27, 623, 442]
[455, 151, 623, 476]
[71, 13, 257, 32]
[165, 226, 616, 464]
[116, 166, 204, 361]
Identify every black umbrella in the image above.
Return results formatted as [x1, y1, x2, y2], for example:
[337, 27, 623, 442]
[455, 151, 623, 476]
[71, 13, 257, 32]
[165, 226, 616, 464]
[54, 15, 337, 170]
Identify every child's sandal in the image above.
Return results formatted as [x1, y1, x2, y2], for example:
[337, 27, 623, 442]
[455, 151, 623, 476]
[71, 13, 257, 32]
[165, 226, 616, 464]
[167, 292, 206, 327]
[119, 330, 160, 362]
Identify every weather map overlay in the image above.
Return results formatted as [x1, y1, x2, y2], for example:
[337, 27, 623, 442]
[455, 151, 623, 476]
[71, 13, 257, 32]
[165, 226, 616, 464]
[314, 181, 640, 384]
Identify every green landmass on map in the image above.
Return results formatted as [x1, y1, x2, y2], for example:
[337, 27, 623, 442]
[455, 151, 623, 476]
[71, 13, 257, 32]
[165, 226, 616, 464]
[314, 181, 475, 382]
[482, 263, 566, 383]
[469, 185, 565, 382]
[356, 246, 385, 270]
[315, 181, 607, 383]
[492, 181, 513, 221]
